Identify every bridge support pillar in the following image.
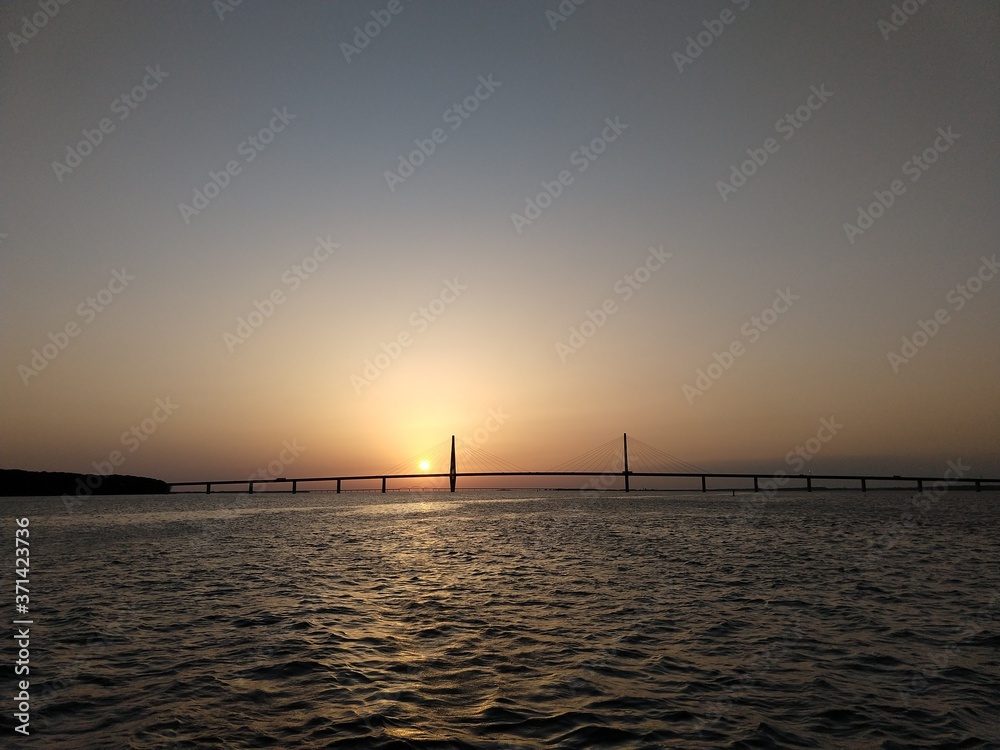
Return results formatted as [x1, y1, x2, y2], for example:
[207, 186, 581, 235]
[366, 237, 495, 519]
[336, 478, 341, 494]
[806, 476, 812, 492]
[206, 483, 211, 494]
[861, 478, 866, 494]
[917, 479, 923, 492]
[248, 482, 254, 494]
[976, 479, 981, 492]
[292, 480, 297, 494]
[753, 476, 759, 492]
[701, 475, 706, 493]
[381, 477, 386, 493]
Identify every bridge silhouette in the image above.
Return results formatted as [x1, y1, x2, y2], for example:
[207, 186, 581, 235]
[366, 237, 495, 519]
[167, 434, 998, 495]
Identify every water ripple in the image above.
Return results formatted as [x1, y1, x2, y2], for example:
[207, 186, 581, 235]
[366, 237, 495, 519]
[16, 491, 1000, 748]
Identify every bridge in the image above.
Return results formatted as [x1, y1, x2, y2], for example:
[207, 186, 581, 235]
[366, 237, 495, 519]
[167, 434, 999, 495]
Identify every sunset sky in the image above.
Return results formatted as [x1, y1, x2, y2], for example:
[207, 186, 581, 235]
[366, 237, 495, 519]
[2, 0, 998, 484]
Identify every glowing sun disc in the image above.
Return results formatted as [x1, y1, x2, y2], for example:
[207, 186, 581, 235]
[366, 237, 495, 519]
[419, 460, 430, 471]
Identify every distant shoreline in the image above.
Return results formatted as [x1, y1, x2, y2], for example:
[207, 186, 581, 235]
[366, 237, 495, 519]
[0, 469, 168, 497]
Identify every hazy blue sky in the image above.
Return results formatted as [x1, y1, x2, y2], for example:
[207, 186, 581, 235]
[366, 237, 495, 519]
[2, 0, 998, 483]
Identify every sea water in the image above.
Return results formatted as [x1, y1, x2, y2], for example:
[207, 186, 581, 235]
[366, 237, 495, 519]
[8, 490, 1000, 748]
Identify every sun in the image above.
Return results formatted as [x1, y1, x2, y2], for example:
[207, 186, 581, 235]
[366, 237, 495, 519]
[419, 460, 430, 471]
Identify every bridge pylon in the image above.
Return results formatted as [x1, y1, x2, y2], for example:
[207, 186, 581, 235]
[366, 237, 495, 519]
[450, 435, 457, 492]
[623, 432, 630, 493]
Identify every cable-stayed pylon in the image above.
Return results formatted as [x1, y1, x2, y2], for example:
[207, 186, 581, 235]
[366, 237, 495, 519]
[378, 433, 703, 493]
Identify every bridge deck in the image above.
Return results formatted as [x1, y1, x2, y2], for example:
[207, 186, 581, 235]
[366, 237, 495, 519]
[168, 470, 999, 494]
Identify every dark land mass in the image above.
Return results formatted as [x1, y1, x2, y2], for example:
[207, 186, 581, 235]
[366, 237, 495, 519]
[0, 469, 168, 496]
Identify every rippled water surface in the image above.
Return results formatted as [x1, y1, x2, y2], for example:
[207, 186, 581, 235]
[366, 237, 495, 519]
[11, 490, 1000, 748]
